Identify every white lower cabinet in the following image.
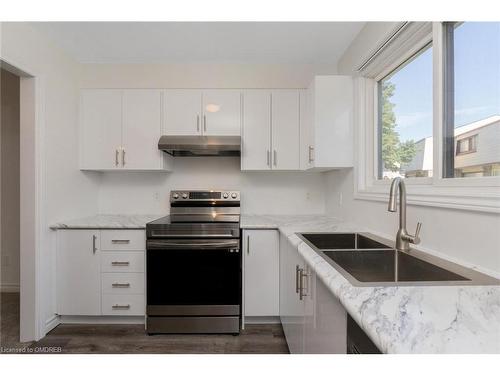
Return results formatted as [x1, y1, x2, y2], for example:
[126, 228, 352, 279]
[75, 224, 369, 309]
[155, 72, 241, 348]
[279, 232, 347, 353]
[56, 229, 145, 317]
[243, 229, 280, 317]
[56, 230, 101, 315]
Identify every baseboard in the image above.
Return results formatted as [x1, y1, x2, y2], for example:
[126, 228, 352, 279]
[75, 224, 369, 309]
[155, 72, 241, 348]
[244, 316, 281, 325]
[0, 283, 20, 293]
[59, 315, 146, 325]
[45, 314, 60, 334]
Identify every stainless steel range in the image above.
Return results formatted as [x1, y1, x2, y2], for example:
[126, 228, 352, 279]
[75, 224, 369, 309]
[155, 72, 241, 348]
[146, 190, 241, 334]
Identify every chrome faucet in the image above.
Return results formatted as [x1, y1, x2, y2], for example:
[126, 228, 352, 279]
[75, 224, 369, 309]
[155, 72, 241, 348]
[388, 177, 422, 251]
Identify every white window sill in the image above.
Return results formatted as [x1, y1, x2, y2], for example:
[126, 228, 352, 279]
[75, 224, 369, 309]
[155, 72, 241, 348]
[354, 184, 500, 213]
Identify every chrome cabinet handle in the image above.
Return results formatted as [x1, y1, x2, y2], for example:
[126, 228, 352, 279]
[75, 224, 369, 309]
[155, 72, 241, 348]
[115, 149, 119, 166]
[273, 150, 277, 167]
[299, 269, 308, 300]
[122, 148, 126, 166]
[112, 283, 130, 288]
[267, 150, 270, 166]
[197, 115, 200, 132]
[246, 235, 250, 255]
[308, 145, 315, 163]
[203, 115, 207, 132]
[295, 265, 301, 294]
[111, 261, 130, 266]
[92, 235, 97, 254]
[111, 239, 130, 244]
[112, 304, 130, 310]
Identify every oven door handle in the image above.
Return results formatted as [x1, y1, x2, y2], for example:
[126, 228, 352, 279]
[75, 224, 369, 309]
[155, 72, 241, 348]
[151, 234, 235, 238]
[147, 239, 240, 250]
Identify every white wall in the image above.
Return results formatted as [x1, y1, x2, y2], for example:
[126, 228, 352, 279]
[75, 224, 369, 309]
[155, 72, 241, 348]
[98, 158, 326, 215]
[326, 23, 500, 276]
[1, 68, 20, 291]
[1, 23, 101, 331]
[82, 62, 336, 216]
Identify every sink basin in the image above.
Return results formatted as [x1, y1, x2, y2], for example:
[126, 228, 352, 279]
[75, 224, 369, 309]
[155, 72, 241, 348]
[297, 231, 499, 286]
[298, 232, 391, 250]
[323, 250, 469, 283]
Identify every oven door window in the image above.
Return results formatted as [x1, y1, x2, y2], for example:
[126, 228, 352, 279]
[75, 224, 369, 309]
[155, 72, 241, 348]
[147, 247, 241, 306]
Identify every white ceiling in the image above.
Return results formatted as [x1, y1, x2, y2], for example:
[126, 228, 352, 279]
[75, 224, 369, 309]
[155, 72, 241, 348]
[30, 22, 364, 64]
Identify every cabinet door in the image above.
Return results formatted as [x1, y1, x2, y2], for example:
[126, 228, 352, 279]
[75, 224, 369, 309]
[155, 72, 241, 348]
[300, 89, 315, 170]
[271, 90, 300, 170]
[304, 273, 347, 353]
[202, 90, 241, 136]
[122, 90, 164, 170]
[164, 90, 202, 135]
[57, 230, 101, 315]
[241, 91, 271, 170]
[279, 233, 305, 354]
[80, 90, 122, 169]
[243, 230, 279, 317]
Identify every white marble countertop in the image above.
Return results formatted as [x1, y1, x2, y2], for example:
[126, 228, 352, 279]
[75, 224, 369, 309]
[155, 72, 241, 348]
[243, 214, 500, 354]
[50, 214, 163, 229]
[51, 213, 500, 352]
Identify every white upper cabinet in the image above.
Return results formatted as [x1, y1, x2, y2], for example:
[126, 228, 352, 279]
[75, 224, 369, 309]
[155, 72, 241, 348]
[202, 90, 241, 136]
[301, 76, 353, 170]
[241, 89, 301, 171]
[164, 90, 203, 135]
[271, 90, 301, 170]
[80, 89, 172, 171]
[241, 91, 271, 170]
[122, 90, 165, 170]
[80, 89, 122, 170]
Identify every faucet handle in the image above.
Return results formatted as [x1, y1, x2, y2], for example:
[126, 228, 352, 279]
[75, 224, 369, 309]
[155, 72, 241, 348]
[413, 222, 422, 244]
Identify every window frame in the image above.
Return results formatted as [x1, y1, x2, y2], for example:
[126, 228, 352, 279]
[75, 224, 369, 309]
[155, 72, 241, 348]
[353, 22, 500, 213]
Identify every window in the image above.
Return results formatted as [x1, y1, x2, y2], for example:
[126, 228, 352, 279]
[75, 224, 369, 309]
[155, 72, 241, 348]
[443, 22, 500, 178]
[377, 44, 433, 179]
[456, 135, 477, 155]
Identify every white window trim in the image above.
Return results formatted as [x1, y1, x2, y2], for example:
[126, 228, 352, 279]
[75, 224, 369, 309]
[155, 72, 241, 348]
[353, 22, 500, 214]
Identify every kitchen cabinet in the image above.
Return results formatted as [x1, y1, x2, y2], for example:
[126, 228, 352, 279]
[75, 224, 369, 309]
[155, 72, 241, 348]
[56, 230, 101, 315]
[271, 90, 301, 170]
[279, 232, 306, 353]
[57, 229, 145, 316]
[241, 90, 301, 171]
[243, 229, 279, 317]
[241, 91, 271, 170]
[80, 89, 172, 171]
[279, 232, 347, 353]
[80, 89, 122, 170]
[301, 75, 353, 170]
[164, 90, 203, 135]
[163, 89, 241, 136]
[304, 267, 347, 353]
[202, 90, 241, 136]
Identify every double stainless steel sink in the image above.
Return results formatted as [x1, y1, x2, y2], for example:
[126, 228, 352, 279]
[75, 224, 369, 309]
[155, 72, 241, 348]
[297, 232, 499, 286]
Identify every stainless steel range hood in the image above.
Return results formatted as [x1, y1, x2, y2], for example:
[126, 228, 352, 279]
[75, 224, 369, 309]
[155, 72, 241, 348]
[158, 135, 241, 157]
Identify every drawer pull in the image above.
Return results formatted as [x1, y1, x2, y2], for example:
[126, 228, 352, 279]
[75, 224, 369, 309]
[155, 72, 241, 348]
[111, 261, 130, 266]
[112, 304, 130, 310]
[111, 239, 131, 244]
[112, 283, 131, 288]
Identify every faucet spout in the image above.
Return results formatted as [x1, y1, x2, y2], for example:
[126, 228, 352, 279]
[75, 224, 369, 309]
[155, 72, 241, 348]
[387, 177, 421, 251]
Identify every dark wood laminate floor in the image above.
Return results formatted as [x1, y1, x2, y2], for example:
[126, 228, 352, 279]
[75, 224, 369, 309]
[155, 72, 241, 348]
[1, 293, 289, 354]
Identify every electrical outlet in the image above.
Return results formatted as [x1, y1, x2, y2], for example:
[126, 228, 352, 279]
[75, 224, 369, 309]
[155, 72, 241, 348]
[306, 191, 311, 200]
[154, 192, 160, 201]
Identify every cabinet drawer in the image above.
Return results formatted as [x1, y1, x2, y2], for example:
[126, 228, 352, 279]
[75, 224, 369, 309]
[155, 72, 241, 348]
[100, 230, 145, 251]
[102, 294, 145, 316]
[101, 272, 145, 294]
[101, 252, 144, 273]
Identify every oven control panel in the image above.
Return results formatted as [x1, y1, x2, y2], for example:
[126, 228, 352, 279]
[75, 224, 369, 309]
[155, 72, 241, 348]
[170, 190, 240, 201]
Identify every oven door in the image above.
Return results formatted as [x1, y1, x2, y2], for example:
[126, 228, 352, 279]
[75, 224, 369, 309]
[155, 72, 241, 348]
[146, 238, 241, 316]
